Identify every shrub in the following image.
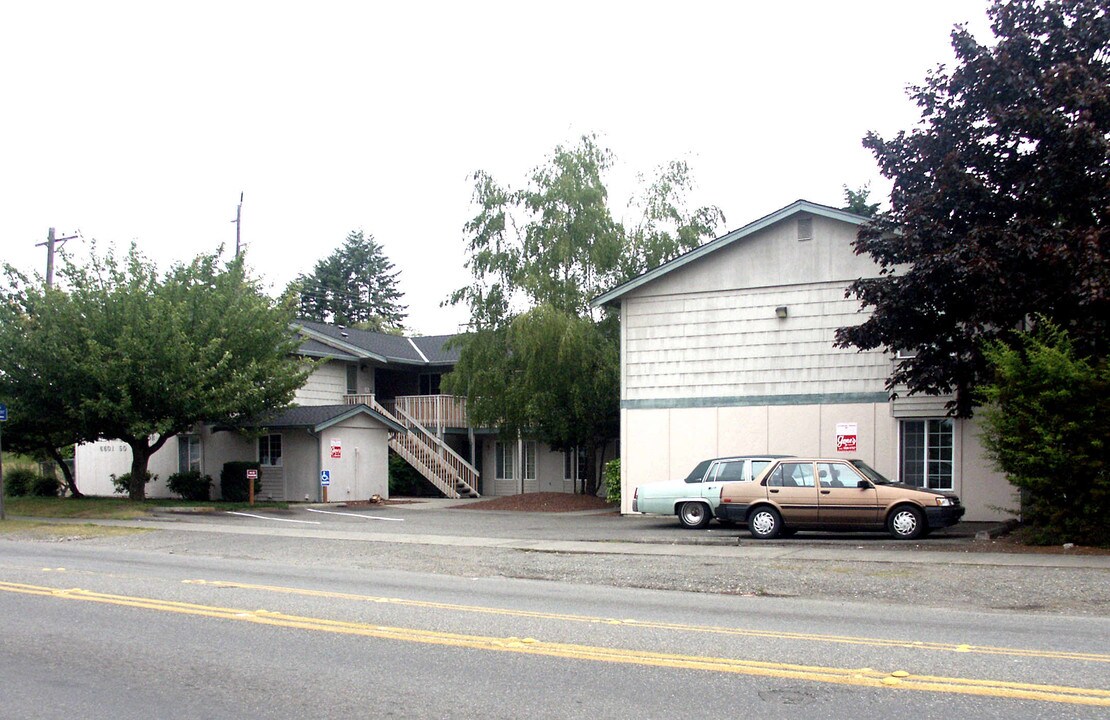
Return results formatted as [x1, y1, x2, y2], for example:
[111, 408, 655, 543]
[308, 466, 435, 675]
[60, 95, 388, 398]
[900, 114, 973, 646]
[388, 451, 437, 497]
[30, 474, 61, 497]
[4, 467, 39, 497]
[604, 458, 621, 505]
[979, 320, 1109, 547]
[220, 461, 262, 502]
[167, 471, 213, 501]
[111, 472, 155, 496]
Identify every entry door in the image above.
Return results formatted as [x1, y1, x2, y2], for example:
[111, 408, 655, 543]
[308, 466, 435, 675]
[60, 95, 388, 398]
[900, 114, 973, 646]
[765, 461, 819, 525]
[817, 462, 879, 527]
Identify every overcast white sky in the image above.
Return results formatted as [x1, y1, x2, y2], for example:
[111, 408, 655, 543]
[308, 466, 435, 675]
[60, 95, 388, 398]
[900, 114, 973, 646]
[1, 1, 992, 335]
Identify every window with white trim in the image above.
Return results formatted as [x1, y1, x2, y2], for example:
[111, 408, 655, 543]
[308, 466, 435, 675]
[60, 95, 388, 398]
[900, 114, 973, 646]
[259, 434, 282, 467]
[522, 441, 537, 481]
[899, 419, 953, 490]
[564, 447, 589, 483]
[178, 435, 201, 473]
[495, 442, 514, 480]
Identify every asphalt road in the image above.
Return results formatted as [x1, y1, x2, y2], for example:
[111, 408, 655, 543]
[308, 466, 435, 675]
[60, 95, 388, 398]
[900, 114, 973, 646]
[2, 541, 1108, 719]
[39, 500, 1109, 617]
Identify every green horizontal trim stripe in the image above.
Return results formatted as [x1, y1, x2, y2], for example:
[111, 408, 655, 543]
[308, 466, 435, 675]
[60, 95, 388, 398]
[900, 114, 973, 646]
[622, 392, 890, 410]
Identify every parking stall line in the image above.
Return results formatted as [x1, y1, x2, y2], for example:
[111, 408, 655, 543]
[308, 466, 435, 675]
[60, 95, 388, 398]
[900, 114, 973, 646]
[305, 508, 404, 522]
[225, 512, 321, 524]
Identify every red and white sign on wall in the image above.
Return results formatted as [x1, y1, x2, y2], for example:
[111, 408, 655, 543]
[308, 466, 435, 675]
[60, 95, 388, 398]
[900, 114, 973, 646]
[836, 423, 858, 453]
[330, 438, 342, 459]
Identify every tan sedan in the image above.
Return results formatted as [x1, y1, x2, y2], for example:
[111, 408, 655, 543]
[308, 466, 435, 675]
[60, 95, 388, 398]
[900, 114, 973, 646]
[716, 458, 965, 540]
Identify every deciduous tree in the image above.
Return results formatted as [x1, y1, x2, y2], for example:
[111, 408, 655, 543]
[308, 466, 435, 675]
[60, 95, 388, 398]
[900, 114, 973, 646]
[2, 245, 309, 500]
[835, 0, 1109, 417]
[446, 136, 722, 492]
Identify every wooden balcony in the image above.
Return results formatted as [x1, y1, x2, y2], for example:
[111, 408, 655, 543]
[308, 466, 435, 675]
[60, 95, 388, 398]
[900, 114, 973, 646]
[344, 394, 470, 431]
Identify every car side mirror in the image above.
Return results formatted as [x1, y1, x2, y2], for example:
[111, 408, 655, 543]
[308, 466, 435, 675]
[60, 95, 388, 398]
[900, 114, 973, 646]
[859, 480, 874, 489]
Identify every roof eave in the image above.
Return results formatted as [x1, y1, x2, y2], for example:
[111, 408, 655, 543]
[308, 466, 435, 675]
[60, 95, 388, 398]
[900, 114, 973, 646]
[591, 200, 870, 308]
[294, 324, 389, 363]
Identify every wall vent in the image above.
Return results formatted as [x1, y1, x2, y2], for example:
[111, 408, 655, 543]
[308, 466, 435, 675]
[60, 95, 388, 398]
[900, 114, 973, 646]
[797, 216, 813, 241]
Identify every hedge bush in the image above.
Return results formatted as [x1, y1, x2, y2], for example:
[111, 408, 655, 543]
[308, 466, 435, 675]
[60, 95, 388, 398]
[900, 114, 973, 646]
[167, 471, 213, 501]
[604, 458, 621, 505]
[111, 472, 155, 496]
[220, 461, 262, 502]
[30, 474, 61, 497]
[980, 320, 1109, 547]
[4, 467, 39, 497]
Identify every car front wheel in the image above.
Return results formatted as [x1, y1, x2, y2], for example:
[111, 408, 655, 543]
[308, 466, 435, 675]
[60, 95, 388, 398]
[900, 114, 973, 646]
[678, 502, 712, 529]
[887, 505, 926, 540]
[748, 507, 782, 539]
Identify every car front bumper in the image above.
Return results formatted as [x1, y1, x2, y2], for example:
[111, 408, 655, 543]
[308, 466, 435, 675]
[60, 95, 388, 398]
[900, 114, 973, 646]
[925, 505, 966, 528]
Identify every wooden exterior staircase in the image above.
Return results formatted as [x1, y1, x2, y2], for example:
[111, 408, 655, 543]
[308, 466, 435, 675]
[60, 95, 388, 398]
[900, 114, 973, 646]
[346, 394, 480, 499]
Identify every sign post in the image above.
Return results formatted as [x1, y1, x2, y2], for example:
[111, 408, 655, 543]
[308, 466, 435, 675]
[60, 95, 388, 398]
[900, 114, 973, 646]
[246, 467, 258, 505]
[0, 403, 7, 520]
[320, 469, 331, 503]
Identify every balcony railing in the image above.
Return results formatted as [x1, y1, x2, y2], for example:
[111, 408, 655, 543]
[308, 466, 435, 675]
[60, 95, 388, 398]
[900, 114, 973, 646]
[346, 393, 469, 432]
[343, 392, 479, 498]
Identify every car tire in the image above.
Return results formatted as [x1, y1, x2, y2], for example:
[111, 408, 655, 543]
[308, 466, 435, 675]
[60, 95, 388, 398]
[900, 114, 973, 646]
[887, 505, 926, 540]
[678, 502, 712, 529]
[748, 506, 782, 539]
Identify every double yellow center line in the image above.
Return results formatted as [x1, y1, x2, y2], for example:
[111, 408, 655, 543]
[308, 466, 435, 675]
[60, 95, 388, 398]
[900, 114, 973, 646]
[2, 580, 1107, 707]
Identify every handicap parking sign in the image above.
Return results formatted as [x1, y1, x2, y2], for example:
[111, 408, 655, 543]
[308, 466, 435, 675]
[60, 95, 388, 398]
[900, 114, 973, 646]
[320, 470, 331, 486]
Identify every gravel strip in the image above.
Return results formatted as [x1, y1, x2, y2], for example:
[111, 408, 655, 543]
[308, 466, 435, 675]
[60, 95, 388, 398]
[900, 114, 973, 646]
[52, 528, 1110, 618]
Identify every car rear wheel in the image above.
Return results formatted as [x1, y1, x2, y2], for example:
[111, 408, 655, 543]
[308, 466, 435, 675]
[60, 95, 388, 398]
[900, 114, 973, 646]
[678, 502, 712, 529]
[887, 505, 926, 540]
[748, 507, 782, 539]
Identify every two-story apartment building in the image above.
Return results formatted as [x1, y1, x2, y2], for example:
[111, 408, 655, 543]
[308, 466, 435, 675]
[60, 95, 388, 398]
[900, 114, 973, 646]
[592, 200, 1017, 522]
[75, 320, 593, 501]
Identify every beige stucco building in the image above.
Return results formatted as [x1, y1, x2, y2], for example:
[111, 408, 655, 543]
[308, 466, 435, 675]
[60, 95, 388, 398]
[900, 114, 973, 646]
[593, 200, 1017, 522]
[75, 321, 599, 501]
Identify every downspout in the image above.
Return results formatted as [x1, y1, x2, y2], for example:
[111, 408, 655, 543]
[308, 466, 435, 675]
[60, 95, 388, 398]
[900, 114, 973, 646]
[308, 427, 323, 502]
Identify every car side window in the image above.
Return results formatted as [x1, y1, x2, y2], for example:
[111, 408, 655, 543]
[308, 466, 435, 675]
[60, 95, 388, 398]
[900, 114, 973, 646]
[684, 460, 712, 483]
[819, 462, 867, 488]
[713, 460, 746, 482]
[751, 460, 771, 480]
[765, 465, 785, 487]
[776, 462, 815, 488]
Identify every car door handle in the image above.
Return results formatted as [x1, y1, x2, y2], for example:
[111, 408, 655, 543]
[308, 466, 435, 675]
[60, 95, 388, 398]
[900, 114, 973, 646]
[769, 489, 780, 494]
[820, 490, 831, 495]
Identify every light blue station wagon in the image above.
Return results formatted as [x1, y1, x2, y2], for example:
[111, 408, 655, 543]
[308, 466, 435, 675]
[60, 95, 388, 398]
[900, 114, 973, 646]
[632, 456, 789, 528]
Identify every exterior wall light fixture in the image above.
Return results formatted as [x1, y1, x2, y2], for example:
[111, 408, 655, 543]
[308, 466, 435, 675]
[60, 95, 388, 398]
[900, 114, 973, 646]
[775, 306, 789, 319]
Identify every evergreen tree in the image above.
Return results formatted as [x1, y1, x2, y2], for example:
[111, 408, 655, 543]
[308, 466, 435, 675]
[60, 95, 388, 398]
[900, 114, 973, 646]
[292, 230, 407, 331]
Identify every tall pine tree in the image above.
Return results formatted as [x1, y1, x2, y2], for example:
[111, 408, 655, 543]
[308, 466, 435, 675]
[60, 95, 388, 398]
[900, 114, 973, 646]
[292, 230, 407, 331]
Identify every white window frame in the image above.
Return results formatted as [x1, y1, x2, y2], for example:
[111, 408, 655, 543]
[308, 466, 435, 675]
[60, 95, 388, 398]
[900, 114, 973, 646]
[495, 441, 514, 480]
[899, 419, 954, 490]
[259, 433, 283, 467]
[522, 441, 537, 481]
[178, 434, 201, 474]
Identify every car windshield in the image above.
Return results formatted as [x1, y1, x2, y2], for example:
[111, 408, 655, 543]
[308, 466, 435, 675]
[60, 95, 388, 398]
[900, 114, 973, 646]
[683, 460, 713, 483]
[849, 460, 894, 485]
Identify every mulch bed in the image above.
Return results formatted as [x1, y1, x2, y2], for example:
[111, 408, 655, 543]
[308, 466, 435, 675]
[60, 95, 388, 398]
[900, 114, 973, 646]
[450, 492, 614, 513]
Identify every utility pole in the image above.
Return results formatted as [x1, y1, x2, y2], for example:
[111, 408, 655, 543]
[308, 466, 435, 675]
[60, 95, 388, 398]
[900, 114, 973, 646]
[232, 192, 244, 258]
[36, 227, 80, 288]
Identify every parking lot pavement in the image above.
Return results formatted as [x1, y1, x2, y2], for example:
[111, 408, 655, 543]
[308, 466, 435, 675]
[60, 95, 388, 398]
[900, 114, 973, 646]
[123, 502, 1110, 570]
